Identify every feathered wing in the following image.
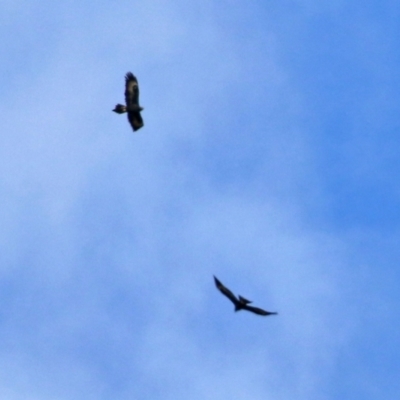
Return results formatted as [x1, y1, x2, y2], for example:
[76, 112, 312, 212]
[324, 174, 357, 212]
[124, 72, 144, 131]
[214, 276, 239, 306]
[127, 111, 144, 131]
[124, 72, 140, 106]
[243, 304, 278, 316]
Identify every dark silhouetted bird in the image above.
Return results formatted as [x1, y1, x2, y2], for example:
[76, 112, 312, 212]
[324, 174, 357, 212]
[113, 72, 144, 131]
[214, 276, 278, 316]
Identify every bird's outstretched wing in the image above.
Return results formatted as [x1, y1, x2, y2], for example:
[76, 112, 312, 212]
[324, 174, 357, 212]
[124, 72, 144, 131]
[243, 304, 278, 316]
[214, 276, 239, 306]
[124, 72, 140, 107]
[127, 111, 144, 131]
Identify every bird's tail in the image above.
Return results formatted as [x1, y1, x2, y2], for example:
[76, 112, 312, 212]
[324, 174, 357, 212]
[112, 104, 127, 114]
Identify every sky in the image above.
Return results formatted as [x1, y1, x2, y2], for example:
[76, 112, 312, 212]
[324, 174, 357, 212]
[1, 0, 400, 399]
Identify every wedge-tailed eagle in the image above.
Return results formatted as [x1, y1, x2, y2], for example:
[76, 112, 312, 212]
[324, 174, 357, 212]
[214, 276, 278, 316]
[113, 72, 144, 131]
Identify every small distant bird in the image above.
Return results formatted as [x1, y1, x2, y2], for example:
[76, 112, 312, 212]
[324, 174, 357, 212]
[113, 72, 144, 131]
[214, 276, 278, 316]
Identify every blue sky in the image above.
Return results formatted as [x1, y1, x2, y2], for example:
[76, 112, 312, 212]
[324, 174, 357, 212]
[1, 1, 399, 399]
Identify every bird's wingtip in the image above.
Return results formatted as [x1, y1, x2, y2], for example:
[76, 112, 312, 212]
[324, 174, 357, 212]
[213, 275, 222, 286]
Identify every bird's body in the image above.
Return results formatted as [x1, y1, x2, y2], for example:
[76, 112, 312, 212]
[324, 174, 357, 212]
[214, 276, 277, 316]
[113, 72, 144, 131]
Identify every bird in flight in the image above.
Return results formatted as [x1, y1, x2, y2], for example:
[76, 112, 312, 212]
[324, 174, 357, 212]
[113, 72, 144, 131]
[214, 276, 278, 316]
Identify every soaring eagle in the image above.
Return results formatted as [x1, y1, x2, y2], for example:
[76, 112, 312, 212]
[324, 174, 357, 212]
[113, 72, 144, 131]
[214, 276, 278, 316]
